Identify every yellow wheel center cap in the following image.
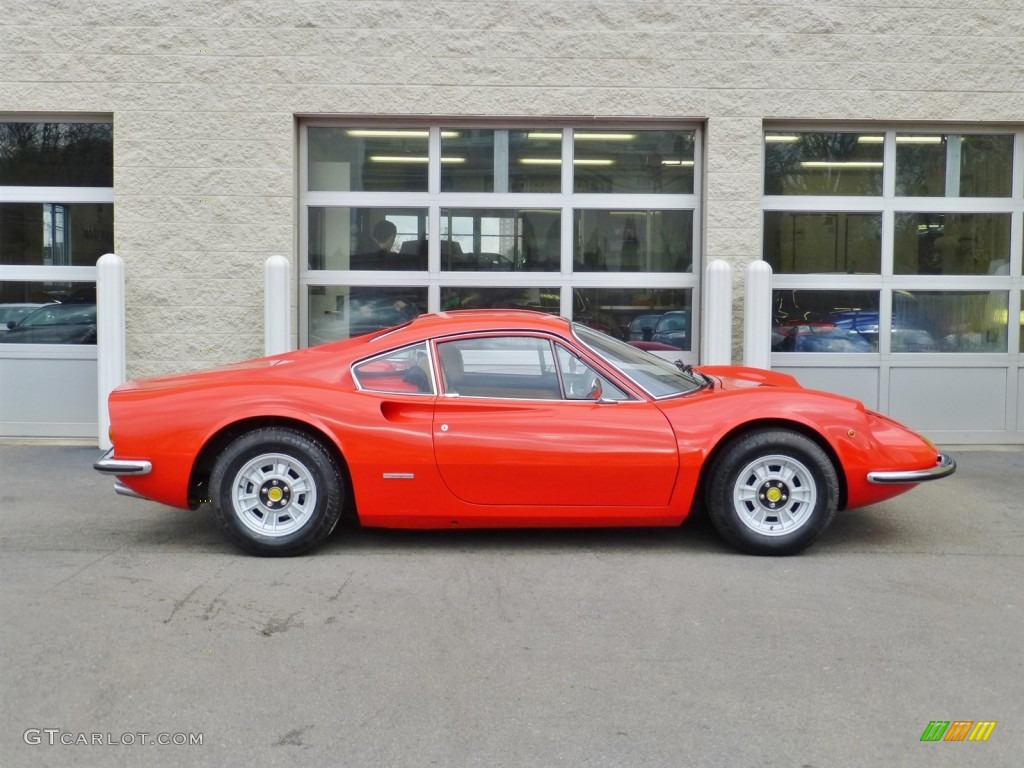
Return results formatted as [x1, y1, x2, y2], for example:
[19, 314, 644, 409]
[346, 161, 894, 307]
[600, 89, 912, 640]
[267, 487, 284, 503]
[766, 488, 782, 503]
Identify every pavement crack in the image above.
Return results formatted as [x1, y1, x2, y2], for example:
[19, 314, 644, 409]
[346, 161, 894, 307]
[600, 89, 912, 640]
[163, 584, 203, 624]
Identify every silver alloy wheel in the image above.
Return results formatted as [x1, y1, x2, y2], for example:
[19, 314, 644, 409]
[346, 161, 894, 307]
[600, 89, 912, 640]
[231, 452, 318, 538]
[732, 453, 817, 537]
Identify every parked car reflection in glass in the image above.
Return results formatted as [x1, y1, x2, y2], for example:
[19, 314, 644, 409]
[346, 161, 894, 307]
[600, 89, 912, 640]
[0, 303, 50, 332]
[774, 322, 872, 353]
[650, 310, 691, 350]
[3, 303, 97, 344]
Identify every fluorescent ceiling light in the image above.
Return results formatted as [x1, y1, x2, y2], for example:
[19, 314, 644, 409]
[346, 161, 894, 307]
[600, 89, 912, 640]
[519, 158, 616, 165]
[661, 160, 695, 166]
[858, 135, 944, 144]
[574, 133, 636, 141]
[369, 155, 428, 163]
[368, 155, 465, 163]
[526, 132, 637, 141]
[347, 130, 460, 138]
[765, 135, 801, 143]
[800, 161, 883, 169]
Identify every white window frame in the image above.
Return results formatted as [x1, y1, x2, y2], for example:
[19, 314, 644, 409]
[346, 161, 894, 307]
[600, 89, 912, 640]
[763, 122, 1024, 440]
[298, 120, 703, 362]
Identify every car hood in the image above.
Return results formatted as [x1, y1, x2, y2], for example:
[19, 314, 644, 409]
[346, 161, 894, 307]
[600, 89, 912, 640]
[697, 365, 803, 391]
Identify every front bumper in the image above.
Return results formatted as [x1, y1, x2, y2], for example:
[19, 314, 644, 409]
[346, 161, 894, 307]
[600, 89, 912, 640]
[867, 453, 956, 484]
[93, 448, 152, 476]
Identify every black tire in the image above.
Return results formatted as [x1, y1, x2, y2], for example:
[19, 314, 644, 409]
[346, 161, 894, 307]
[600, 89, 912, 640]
[209, 427, 344, 556]
[705, 429, 839, 556]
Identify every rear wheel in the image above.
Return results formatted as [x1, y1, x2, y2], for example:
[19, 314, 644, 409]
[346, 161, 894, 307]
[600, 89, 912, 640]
[210, 427, 344, 556]
[706, 429, 838, 555]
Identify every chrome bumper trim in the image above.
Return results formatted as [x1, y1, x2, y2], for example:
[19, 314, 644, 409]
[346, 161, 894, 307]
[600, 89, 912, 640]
[93, 448, 152, 476]
[867, 453, 956, 485]
[114, 480, 149, 500]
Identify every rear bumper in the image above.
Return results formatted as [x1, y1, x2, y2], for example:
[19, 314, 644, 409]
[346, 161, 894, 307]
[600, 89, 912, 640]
[93, 448, 152, 476]
[867, 453, 956, 484]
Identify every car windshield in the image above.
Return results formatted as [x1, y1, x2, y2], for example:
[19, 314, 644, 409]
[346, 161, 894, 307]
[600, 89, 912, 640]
[17, 304, 95, 327]
[573, 323, 704, 398]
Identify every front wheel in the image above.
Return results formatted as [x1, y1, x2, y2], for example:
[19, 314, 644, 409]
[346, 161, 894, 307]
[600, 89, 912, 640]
[706, 429, 839, 556]
[210, 428, 344, 556]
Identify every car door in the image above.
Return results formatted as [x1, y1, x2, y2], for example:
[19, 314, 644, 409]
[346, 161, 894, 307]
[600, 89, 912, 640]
[431, 335, 679, 507]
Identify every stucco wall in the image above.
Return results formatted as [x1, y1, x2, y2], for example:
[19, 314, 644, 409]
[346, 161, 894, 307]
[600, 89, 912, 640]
[2, 0, 1023, 376]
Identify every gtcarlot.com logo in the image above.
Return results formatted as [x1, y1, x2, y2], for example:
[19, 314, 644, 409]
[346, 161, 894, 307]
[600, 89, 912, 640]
[24, 729, 203, 747]
[920, 721, 997, 742]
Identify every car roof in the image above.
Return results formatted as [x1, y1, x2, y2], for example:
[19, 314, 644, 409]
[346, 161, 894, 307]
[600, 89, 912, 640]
[404, 309, 571, 336]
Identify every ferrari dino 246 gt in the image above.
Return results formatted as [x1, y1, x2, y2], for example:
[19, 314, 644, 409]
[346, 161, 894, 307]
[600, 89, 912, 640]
[95, 310, 955, 556]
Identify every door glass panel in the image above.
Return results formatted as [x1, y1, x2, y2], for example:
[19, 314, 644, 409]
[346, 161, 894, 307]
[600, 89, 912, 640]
[574, 209, 693, 272]
[1, 203, 114, 267]
[440, 208, 560, 271]
[573, 287, 692, 346]
[436, 336, 560, 399]
[0, 122, 112, 186]
[772, 290, 879, 352]
[307, 286, 425, 345]
[896, 134, 1012, 197]
[555, 345, 630, 400]
[353, 342, 433, 395]
[763, 212, 881, 274]
[440, 286, 559, 312]
[308, 207, 428, 270]
[893, 212, 1011, 275]
[574, 129, 695, 194]
[894, 290, 1007, 353]
[307, 127, 428, 192]
[0, 280, 97, 344]
[765, 131, 883, 196]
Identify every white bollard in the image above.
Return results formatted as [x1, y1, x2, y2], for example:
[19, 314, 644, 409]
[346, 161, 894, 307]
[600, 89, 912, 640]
[702, 259, 733, 365]
[743, 260, 773, 369]
[96, 253, 126, 449]
[264, 255, 291, 356]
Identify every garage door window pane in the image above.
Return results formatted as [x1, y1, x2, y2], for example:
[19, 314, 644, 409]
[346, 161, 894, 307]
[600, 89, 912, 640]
[441, 286, 559, 313]
[574, 287, 692, 346]
[307, 286, 426, 345]
[308, 128, 428, 192]
[763, 212, 881, 274]
[0, 280, 96, 344]
[772, 290, 879, 352]
[765, 132, 883, 196]
[893, 212, 1011, 275]
[0, 123, 112, 187]
[574, 209, 692, 272]
[894, 290, 1006, 353]
[574, 130, 695, 194]
[896, 134, 1013, 198]
[308, 208, 428, 271]
[1, 203, 114, 267]
[440, 208, 560, 271]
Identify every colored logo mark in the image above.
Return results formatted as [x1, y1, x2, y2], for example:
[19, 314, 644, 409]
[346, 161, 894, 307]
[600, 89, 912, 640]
[920, 720, 996, 742]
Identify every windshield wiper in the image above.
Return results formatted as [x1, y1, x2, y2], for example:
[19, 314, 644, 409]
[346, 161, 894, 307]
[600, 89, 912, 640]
[675, 359, 714, 389]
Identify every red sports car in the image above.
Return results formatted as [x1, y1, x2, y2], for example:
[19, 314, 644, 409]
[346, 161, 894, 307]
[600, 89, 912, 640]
[95, 310, 955, 557]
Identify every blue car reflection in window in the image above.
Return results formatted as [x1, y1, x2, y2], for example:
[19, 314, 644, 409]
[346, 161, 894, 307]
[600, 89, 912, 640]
[775, 323, 873, 353]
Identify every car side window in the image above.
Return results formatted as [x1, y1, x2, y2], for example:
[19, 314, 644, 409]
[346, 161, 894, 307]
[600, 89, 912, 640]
[555, 346, 631, 401]
[352, 342, 433, 394]
[436, 337, 561, 399]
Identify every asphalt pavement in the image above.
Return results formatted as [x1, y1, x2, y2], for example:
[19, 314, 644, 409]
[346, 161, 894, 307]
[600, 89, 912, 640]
[1, 442, 1022, 768]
